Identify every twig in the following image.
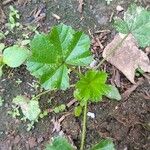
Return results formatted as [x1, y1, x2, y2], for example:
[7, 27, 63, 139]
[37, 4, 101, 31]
[32, 90, 51, 100]
[66, 99, 77, 108]
[2, 0, 15, 5]
[95, 37, 104, 49]
[94, 30, 111, 34]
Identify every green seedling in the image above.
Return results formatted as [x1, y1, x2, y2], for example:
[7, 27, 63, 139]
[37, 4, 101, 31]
[27, 121, 35, 131]
[25, 24, 120, 149]
[105, 0, 113, 5]
[8, 105, 20, 118]
[74, 105, 83, 117]
[16, 78, 22, 85]
[53, 104, 66, 113]
[6, 6, 20, 30]
[39, 110, 48, 118]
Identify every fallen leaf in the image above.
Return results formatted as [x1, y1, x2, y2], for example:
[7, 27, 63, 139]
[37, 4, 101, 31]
[102, 34, 150, 83]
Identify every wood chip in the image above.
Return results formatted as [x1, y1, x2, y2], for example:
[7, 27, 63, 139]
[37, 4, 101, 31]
[95, 37, 104, 49]
[77, 0, 83, 13]
[52, 13, 60, 20]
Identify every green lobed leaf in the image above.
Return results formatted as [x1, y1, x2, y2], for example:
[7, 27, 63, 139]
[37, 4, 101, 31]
[13, 95, 41, 121]
[27, 23, 93, 90]
[90, 139, 115, 150]
[105, 85, 121, 101]
[114, 4, 150, 47]
[113, 18, 129, 34]
[45, 136, 74, 150]
[74, 70, 111, 104]
[3, 45, 30, 67]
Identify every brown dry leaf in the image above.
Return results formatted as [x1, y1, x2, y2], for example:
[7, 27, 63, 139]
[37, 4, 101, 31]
[0, 6, 6, 23]
[102, 34, 150, 83]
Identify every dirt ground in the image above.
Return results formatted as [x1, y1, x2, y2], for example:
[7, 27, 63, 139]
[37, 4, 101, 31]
[0, 0, 150, 150]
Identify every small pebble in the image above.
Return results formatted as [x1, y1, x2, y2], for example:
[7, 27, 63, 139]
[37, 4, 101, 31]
[90, 60, 98, 68]
[37, 137, 44, 143]
[87, 112, 95, 119]
[116, 5, 124, 12]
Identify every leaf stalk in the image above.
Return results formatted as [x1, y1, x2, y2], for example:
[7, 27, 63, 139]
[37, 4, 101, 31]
[80, 102, 88, 150]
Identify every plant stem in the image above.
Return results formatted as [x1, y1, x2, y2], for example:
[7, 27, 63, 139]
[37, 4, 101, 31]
[95, 33, 129, 69]
[80, 102, 88, 150]
[32, 90, 51, 100]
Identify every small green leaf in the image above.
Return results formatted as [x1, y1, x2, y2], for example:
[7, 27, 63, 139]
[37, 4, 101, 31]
[90, 139, 115, 150]
[13, 95, 41, 121]
[74, 105, 83, 117]
[74, 70, 111, 103]
[114, 4, 150, 47]
[105, 85, 121, 101]
[53, 104, 66, 113]
[3, 45, 29, 67]
[53, 107, 60, 113]
[45, 136, 74, 150]
[27, 23, 93, 90]
[60, 104, 66, 111]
